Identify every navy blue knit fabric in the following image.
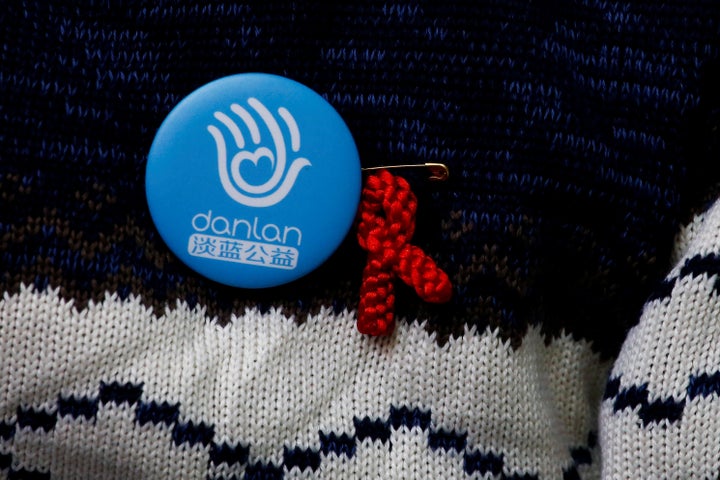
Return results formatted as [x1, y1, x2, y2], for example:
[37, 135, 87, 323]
[1, 1, 719, 358]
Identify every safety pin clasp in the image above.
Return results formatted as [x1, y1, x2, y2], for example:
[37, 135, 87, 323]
[361, 163, 449, 182]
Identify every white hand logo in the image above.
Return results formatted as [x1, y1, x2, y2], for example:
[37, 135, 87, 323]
[207, 98, 311, 207]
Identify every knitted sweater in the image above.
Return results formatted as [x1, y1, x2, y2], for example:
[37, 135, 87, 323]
[1, 2, 719, 479]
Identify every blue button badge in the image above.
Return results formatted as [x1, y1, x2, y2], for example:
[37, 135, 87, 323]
[146, 73, 361, 288]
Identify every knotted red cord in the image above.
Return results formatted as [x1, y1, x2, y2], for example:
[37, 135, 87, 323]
[356, 170, 452, 335]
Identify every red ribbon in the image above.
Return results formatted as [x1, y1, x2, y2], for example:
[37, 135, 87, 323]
[356, 170, 452, 335]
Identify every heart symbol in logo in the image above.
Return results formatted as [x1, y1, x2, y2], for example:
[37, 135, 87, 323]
[230, 147, 276, 193]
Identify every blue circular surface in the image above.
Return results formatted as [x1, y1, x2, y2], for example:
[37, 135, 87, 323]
[146, 73, 361, 288]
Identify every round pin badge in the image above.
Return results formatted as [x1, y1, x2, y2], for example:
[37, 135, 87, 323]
[146, 73, 361, 288]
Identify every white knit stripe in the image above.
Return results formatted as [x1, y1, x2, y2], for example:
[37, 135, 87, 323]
[371, 428, 461, 479]
[670, 201, 715, 265]
[600, 197, 720, 479]
[324, 439, 391, 479]
[410, 439, 468, 480]
[577, 458, 601, 480]
[208, 461, 243, 480]
[0, 286, 608, 479]
[669, 198, 720, 279]
[601, 397, 720, 479]
[50, 405, 205, 480]
[290, 432, 466, 479]
[609, 273, 720, 399]
[286, 468, 317, 479]
[605, 199, 720, 401]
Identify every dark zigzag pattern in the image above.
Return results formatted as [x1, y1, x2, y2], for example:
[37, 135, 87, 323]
[0, 381, 595, 480]
[647, 253, 720, 303]
[604, 372, 720, 426]
[611, 253, 720, 427]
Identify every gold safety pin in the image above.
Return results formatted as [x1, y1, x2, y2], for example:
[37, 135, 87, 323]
[361, 163, 449, 182]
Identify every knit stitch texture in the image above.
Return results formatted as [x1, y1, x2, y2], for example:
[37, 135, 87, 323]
[1, 1, 720, 479]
